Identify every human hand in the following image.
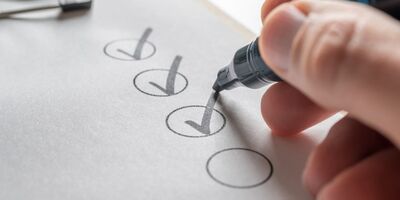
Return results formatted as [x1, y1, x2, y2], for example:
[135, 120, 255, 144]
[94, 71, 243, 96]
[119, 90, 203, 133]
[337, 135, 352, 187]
[259, 0, 400, 199]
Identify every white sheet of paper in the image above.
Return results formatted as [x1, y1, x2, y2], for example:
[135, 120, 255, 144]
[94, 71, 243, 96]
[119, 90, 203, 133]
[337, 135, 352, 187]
[208, 0, 264, 34]
[0, 0, 342, 199]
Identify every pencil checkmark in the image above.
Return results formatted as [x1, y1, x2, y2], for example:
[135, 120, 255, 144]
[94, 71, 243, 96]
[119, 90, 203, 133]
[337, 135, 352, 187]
[149, 56, 182, 96]
[117, 27, 153, 60]
[185, 92, 220, 135]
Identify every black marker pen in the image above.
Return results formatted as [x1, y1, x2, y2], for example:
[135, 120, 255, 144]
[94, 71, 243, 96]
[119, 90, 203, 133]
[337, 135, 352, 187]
[213, 0, 400, 92]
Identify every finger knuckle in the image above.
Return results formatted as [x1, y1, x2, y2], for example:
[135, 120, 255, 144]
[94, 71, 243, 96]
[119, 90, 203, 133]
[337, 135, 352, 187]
[292, 17, 366, 108]
[309, 20, 356, 81]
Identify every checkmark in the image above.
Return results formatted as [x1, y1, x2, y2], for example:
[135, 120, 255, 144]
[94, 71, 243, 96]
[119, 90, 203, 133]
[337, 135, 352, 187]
[185, 92, 220, 135]
[117, 27, 153, 60]
[149, 56, 182, 96]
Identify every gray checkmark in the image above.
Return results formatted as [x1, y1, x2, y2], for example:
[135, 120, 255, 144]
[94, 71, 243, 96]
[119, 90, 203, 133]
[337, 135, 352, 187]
[185, 92, 220, 135]
[149, 56, 182, 96]
[117, 27, 153, 60]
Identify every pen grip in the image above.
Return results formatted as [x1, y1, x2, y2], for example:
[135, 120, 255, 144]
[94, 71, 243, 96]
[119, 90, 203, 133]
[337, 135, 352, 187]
[230, 38, 282, 89]
[249, 38, 282, 82]
[58, 0, 92, 12]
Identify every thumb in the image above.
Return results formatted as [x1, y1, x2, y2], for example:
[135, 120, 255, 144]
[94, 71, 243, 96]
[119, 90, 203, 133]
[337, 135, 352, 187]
[259, 0, 400, 146]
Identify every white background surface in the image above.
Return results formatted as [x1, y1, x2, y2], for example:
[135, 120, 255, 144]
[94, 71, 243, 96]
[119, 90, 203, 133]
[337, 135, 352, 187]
[208, 0, 265, 34]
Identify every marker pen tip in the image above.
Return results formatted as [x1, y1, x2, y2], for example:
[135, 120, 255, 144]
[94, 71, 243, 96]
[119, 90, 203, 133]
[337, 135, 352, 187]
[212, 80, 222, 93]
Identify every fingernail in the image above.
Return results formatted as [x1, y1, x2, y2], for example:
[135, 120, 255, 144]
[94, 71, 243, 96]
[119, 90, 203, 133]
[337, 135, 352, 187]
[261, 5, 306, 71]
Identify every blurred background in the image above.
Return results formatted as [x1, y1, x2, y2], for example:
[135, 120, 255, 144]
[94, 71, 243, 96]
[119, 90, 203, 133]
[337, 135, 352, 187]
[209, 0, 264, 34]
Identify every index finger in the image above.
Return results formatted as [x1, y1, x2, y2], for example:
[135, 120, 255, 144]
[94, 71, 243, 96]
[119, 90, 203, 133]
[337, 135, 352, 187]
[261, 82, 336, 135]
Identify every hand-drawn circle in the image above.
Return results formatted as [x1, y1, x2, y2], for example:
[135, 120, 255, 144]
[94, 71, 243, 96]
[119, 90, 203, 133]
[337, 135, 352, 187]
[206, 148, 273, 189]
[104, 39, 156, 61]
[133, 69, 189, 97]
[166, 105, 226, 138]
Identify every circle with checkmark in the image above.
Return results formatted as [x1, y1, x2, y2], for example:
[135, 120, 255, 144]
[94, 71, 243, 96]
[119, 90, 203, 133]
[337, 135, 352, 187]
[206, 148, 273, 189]
[104, 39, 156, 61]
[134, 69, 189, 97]
[166, 105, 226, 138]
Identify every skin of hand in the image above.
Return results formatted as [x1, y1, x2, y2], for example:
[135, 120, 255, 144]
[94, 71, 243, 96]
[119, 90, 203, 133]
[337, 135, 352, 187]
[259, 0, 400, 199]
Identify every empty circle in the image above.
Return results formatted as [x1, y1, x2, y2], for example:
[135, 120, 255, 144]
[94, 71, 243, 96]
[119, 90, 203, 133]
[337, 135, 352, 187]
[206, 148, 273, 189]
[133, 69, 188, 97]
[104, 39, 156, 61]
[166, 105, 226, 138]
